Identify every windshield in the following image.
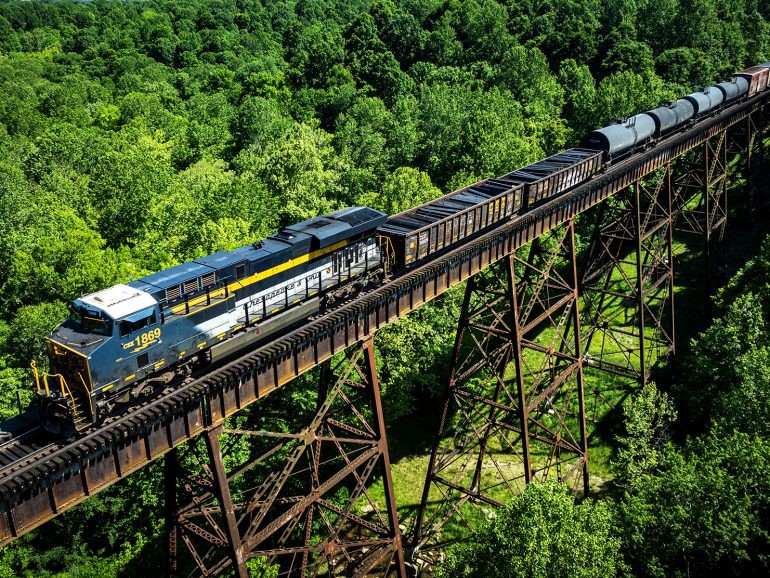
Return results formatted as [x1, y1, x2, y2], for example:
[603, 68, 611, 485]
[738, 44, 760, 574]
[73, 306, 113, 336]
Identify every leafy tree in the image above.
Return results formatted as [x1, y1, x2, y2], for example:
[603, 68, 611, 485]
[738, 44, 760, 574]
[235, 122, 342, 227]
[421, 11, 463, 66]
[618, 428, 770, 577]
[345, 12, 414, 105]
[495, 45, 564, 117]
[287, 22, 346, 90]
[417, 83, 544, 187]
[593, 70, 674, 128]
[369, 0, 424, 68]
[357, 166, 441, 215]
[0, 15, 21, 53]
[558, 59, 597, 140]
[656, 47, 716, 88]
[5, 301, 68, 368]
[525, 0, 602, 66]
[684, 292, 770, 435]
[90, 131, 174, 246]
[234, 95, 293, 152]
[437, 481, 623, 578]
[452, 0, 513, 65]
[136, 157, 238, 265]
[185, 91, 235, 160]
[613, 382, 677, 490]
[602, 37, 656, 76]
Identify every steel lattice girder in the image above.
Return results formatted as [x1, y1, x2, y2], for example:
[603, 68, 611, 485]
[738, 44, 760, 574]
[580, 164, 675, 393]
[673, 132, 728, 239]
[411, 221, 588, 560]
[165, 338, 405, 578]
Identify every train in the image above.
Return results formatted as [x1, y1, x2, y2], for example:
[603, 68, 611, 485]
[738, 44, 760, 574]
[32, 61, 770, 432]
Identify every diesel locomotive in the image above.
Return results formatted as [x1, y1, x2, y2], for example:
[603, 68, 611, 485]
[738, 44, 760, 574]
[33, 61, 770, 432]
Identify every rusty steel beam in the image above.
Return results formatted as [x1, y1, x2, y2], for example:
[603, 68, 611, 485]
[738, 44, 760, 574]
[0, 91, 767, 549]
[581, 163, 675, 398]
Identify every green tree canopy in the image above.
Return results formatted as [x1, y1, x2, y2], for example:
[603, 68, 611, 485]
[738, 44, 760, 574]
[437, 481, 623, 578]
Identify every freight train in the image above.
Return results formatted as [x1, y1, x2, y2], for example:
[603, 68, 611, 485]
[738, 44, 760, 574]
[33, 62, 770, 431]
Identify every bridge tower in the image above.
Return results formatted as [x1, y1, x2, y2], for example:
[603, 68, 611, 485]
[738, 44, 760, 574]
[164, 338, 406, 577]
[411, 220, 589, 562]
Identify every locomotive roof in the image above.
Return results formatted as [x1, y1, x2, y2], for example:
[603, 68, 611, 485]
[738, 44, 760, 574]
[276, 207, 387, 249]
[126, 207, 386, 298]
[77, 284, 158, 320]
[139, 261, 215, 290]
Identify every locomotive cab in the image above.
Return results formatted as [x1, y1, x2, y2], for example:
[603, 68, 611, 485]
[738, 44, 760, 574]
[34, 284, 161, 430]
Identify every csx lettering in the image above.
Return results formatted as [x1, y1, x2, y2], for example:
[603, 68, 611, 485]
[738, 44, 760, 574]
[123, 328, 161, 349]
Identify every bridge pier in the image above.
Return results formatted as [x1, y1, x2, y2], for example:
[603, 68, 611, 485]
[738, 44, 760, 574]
[411, 220, 588, 561]
[581, 162, 676, 392]
[164, 338, 405, 578]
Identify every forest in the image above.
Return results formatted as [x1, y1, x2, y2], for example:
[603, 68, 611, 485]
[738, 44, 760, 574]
[0, 0, 769, 575]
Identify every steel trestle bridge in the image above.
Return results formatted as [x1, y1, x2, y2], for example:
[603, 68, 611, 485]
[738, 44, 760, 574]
[0, 90, 767, 577]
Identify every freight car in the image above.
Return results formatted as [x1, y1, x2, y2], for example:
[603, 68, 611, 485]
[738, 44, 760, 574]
[377, 149, 602, 269]
[378, 177, 522, 270]
[582, 63, 769, 161]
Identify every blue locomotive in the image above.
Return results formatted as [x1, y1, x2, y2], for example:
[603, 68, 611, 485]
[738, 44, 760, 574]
[36, 207, 388, 429]
[33, 62, 770, 431]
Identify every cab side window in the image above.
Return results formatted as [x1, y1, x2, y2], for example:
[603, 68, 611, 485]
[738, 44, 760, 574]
[119, 312, 157, 337]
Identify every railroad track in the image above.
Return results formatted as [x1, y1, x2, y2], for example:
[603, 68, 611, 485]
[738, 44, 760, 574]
[0, 427, 59, 478]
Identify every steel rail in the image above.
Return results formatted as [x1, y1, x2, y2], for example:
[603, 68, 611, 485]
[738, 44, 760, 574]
[0, 91, 766, 545]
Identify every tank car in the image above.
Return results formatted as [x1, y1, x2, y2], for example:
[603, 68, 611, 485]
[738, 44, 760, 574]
[644, 99, 694, 136]
[683, 87, 723, 117]
[580, 113, 656, 161]
[715, 78, 747, 102]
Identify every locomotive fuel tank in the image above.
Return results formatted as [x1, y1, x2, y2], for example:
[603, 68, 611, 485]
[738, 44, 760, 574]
[580, 113, 655, 159]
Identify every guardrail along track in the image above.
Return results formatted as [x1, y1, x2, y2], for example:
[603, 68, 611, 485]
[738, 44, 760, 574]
[0, 92, 766, 545]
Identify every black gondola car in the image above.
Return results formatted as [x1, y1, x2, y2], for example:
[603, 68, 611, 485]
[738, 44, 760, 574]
[498, 148, 603, 208]
[378, 178, 523, 270]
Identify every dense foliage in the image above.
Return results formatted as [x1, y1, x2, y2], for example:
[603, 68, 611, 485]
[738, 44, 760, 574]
[437, 482, 623, 578]
[0, 0, 767, 575]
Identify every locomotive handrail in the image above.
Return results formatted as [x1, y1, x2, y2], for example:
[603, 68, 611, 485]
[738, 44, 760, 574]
[30, 361, 88, 422]
[378, 235, 396, 274]
[78, 373, 94, 418]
